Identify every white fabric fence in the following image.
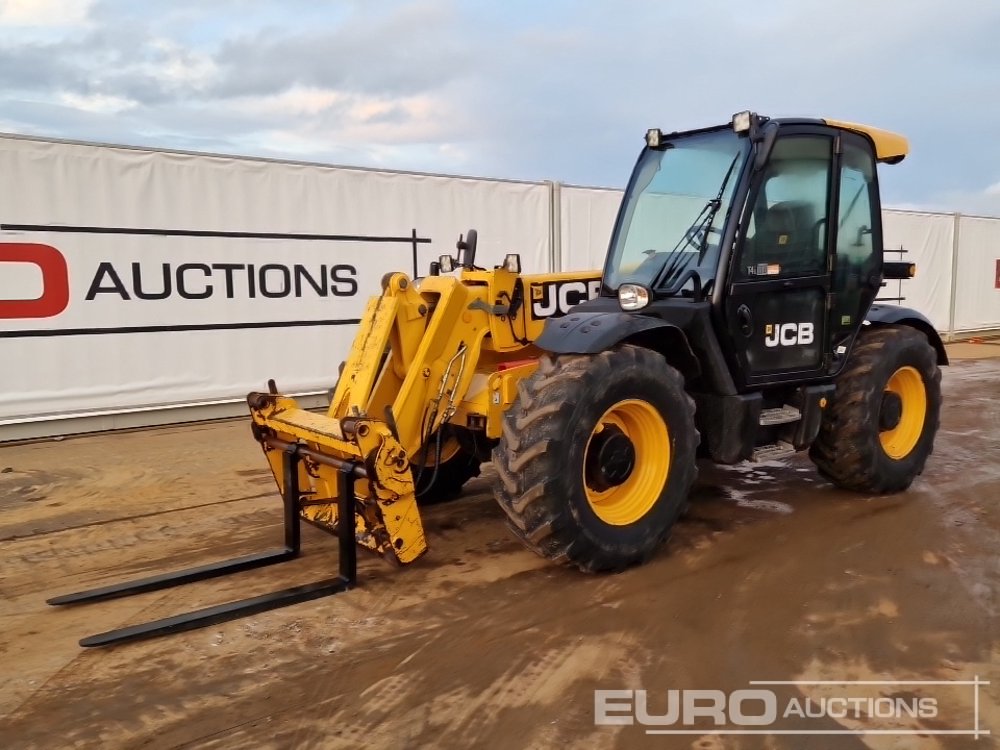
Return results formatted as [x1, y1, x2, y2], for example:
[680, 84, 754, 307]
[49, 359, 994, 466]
[0, 134, 551, 435]
[1, 135, 997, 437]
[953, 216, 1000, 332]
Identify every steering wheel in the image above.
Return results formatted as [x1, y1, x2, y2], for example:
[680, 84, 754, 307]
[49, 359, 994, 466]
[683, 224, 722, 253]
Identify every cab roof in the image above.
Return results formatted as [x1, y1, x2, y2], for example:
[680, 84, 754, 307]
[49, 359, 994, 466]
[823, 119, 908, 164]
[657, 115, 909, 164]
[775, 117, 908, 164]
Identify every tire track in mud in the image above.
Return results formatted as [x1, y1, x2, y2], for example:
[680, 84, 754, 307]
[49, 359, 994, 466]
[1, 499, 283, 581]
[0, 497, 747, 749]
[160, 408, 1000, 747]
[0, 496, 883, 749]
[0, 461, 886, 747]
[0, 490, 275, 543]
[0, 359, 996, 749]
[3, 514, 990, 750]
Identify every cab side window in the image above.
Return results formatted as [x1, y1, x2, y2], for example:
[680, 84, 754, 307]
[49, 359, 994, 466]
[832, 141, 879, 331]
[739, 136, 832, 279]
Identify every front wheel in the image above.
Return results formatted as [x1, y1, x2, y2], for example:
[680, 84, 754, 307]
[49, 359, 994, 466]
[493, 345, 698, 572]
[413, 426, 482, 504]
[809, 325, 942, 493]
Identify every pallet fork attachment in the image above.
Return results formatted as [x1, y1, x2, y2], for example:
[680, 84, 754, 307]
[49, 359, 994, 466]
[48, 444, 360, 648]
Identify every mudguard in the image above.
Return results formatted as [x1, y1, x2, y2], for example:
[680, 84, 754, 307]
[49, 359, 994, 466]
[535, 311, 701, 378]
[865, 304, 948, 365]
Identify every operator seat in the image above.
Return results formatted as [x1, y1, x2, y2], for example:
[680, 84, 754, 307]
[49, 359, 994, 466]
[752, 201, 819, 274]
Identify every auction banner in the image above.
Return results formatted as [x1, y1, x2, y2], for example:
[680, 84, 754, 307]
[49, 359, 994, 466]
[0, 135, 551, 426]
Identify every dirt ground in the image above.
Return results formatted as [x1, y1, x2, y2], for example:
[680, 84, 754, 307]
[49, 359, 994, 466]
[0, 350, 997, 750]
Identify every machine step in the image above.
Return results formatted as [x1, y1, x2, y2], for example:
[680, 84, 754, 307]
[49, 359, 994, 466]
[752, 441, 797, 462]
[759, 405, 802, 426]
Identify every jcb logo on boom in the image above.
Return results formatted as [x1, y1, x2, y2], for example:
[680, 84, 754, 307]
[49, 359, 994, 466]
[531, 279, 601, 319]
[765, 322, 814, 348]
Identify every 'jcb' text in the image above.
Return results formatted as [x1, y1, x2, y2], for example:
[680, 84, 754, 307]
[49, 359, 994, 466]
[765, 322, 814, 347]
[531, 280, 601, 318]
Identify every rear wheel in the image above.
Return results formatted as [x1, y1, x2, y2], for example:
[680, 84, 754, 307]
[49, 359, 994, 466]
[493, 345, 698, 572]
[810, 325, 941, 492]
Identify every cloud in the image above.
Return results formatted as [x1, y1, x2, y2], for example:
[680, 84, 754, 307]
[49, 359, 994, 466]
[0, 0, 998, 215]
[0, 0, 93, 26]
[208, 3, 471, 100]
[59, 91, 136, 113]
[0, 41, 87, 90]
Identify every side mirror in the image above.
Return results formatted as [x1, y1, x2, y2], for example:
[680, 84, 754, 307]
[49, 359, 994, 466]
[456, 229, 478, 268]
[753, 122, 779, 171]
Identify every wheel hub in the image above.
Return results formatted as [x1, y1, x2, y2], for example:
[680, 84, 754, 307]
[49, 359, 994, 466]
[879, 391, 903, 431]
[585, 425, 636, 492]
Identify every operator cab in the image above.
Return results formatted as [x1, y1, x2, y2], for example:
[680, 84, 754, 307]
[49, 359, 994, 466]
[593, 111, 911, 389]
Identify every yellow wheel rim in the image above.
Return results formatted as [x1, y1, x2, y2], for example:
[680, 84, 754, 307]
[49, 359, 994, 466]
[583, 399, 671, 526]
[416, 437, 461, 467]
[879, 366, 927, 459]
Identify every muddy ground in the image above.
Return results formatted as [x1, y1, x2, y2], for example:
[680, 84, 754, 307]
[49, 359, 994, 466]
[0, 349, 997, 749]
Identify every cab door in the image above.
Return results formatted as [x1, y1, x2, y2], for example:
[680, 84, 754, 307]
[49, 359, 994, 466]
[723, 130, 835, 387]
[828, 132, 882, 366]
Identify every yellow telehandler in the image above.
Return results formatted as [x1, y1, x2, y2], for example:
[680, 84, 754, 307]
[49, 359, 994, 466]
[52, 112, 946, 646]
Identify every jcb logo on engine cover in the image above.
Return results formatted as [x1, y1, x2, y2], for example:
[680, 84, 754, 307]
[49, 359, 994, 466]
[764, 322, 814, 347]
[531, 280, 601, 319]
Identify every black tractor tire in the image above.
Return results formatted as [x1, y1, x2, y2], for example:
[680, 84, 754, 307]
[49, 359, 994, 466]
[413, 427, 482, 505]
[493, 345, 698, 572]
[810, 325, 941, 493]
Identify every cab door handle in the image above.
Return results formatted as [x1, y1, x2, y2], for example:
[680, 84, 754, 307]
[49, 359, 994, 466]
[737, 304, 753, 336]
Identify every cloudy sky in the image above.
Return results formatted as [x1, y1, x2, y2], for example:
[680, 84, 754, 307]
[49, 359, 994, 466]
[2, 0, 999, 213]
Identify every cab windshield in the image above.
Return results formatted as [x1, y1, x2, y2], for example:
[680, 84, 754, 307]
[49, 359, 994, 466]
[604, 129, 750, 294]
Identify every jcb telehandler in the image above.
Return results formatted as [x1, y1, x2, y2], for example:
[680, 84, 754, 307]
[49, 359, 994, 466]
[52, 112, 945, 646]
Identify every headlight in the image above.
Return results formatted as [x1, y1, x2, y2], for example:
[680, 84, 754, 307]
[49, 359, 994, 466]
[502, 253, 521, 274]
[645, 128, 663, 148]
[618, 283, 650, 311]
[438, 254, 455, 273]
